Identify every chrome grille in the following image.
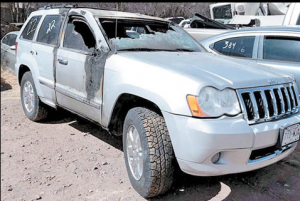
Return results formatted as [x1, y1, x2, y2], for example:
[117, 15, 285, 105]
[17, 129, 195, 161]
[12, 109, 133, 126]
[237, 83, 299, 124]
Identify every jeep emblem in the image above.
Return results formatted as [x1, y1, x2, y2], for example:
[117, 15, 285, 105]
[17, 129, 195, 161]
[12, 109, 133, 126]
[268, 79, 278, 85]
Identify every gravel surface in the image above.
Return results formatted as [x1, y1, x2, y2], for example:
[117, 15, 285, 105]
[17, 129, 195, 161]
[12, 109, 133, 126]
[1, 68, 300, 201]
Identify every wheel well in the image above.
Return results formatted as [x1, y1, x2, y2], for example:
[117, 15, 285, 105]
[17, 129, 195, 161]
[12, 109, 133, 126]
[18, 65, 30, 85]
[108, 93, 162, 136]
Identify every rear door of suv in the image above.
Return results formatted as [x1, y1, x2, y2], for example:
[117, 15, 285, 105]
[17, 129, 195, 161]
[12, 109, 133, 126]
[31, 9, 64, 107]
[17, 13, 42, 85]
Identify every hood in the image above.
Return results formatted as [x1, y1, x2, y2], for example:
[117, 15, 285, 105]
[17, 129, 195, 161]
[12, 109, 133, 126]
[116, 52, 294, 89]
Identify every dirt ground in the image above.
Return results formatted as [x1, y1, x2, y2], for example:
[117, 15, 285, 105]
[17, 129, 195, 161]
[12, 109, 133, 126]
[1, 68, 300, 201]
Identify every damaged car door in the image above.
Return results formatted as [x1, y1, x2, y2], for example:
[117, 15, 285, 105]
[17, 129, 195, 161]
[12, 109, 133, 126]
[55, 16, 108, 123]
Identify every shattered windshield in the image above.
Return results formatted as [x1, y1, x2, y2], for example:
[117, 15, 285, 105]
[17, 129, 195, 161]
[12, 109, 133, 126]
[99, 19, 204, 52]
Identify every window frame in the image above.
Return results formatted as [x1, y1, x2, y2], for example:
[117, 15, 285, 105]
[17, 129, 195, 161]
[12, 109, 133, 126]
[61, 16, 97, 55]
[19, 15, 42, 42]
[35, 14, 63, 46]
[257, 33, 300, 64]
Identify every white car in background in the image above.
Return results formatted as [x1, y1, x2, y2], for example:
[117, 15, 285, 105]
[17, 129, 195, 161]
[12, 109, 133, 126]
[200, 26, 300, 92]
[1, 31, 19, 73]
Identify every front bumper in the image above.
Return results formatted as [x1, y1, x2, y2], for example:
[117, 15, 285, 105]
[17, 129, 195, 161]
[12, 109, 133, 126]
[162, 111, 300, 176]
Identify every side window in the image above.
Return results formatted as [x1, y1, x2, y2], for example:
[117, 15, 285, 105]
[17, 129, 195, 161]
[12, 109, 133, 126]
[212, 36, 255, 58]
[263, 36, 300, 63]
[1, 35, 9, 45]
[63, 19, 96, 52]
[36, 15, 62, 45]
[20, 15, 42, 40]
[297, 14, 300, 25]
[8, 34, 17, 46]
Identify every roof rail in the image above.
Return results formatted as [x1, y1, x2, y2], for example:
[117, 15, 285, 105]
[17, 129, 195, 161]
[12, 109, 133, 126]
[38, 4, 114, 11]
[38, 4, 78, 10]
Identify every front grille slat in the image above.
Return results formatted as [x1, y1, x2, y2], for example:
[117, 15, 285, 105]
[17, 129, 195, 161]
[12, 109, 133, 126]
[283, 87, 292, 114]
[291, 85, 299, 108]
[288, 86, 296, 111]
[249, 93, 259, 121]
[260, 91, 270, 119]
[270, 89, 278, 117]
[238, 83, 299, 124]
[277, 88, 285, 115]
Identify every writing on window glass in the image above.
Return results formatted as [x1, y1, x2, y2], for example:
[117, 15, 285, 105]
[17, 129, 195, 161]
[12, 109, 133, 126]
[223, 41, 236, 49]
[26, 19, 38, 36]
[46, 20, 56, 34]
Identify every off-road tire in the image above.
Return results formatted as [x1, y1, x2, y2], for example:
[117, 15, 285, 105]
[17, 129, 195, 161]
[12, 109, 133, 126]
[20, 72, 48, 121]
[123, 107, 174, 198]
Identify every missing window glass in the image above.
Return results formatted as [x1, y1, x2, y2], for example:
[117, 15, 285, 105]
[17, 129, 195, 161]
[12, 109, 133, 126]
[64, 18, 96, 52]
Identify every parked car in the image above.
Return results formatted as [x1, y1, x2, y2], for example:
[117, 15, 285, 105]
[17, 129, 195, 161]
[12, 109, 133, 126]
[200, 26, 300, 92]
[1, 17, 23, 39]
[283, 3, 300, 26]
[179, 19, 191, 28]
[185, 13, 235, 41]
[1, 31, 18, 73]
[16, 6, 300, 198]
[165, 16, 185, 24]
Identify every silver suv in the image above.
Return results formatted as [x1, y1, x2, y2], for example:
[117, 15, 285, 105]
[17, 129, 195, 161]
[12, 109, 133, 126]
[15, 6, 300, 198]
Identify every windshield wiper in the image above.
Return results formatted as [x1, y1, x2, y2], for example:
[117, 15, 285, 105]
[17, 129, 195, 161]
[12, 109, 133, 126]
[118, 48, 195, 52]
[118, 48, 175, 52]
[175, 48, 195, 52]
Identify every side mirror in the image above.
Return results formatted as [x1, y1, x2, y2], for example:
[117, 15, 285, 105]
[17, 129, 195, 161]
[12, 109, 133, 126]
[10, 45, 16, 50]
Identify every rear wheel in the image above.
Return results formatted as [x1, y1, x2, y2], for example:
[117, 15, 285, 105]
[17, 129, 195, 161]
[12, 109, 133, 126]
[123, 107, 174, 198]
[20, 72, 49, 121]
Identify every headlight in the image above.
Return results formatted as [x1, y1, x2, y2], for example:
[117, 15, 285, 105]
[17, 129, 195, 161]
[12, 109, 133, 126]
[187, 87, 241, 117]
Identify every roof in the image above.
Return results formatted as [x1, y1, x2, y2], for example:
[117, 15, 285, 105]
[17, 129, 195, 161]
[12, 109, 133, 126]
[226, 26, 300, 33]
[32, 7, 169, 22]
[201, 26, 300, 42]
[82, 8, 169, 22]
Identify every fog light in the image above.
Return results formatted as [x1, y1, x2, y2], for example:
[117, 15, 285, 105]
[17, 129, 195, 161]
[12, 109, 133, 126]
[211, 152, 221, 164]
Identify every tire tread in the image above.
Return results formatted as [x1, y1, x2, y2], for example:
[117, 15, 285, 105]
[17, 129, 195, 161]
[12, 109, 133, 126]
[134, 107, 174, 197]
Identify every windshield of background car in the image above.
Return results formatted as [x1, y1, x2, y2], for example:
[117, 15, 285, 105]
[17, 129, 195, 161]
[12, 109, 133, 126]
[168, 18, 184, 24]
[213, 5, 232, 19]
[99, 18, 204, 52]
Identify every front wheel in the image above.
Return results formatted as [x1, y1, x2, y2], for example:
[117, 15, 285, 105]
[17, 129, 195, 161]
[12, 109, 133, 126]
[20, 72, 49, 121]
[123, 107, 174, 198]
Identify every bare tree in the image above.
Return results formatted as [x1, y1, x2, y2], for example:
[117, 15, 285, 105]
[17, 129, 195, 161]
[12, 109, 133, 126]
[5, 2, 214, 23]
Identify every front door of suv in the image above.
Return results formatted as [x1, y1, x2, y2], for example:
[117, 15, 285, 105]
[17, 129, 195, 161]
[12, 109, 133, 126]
[55, 15, 108, 123]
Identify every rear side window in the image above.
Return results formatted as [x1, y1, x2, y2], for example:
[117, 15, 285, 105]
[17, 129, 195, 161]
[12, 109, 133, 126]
[297, 14, 300, 25]
[1, 34, 16, 46]
[212, 36, 255, 58]
[20, 16, 42, 40]
[1, 35, 9, 45]
[263, 36, 300, 63]
[36, 15, 62, 45]
[8, 34, 17, 46]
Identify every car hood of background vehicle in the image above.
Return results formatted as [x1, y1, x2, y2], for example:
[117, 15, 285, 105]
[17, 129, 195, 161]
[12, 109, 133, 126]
[117, 52, 294, 89]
